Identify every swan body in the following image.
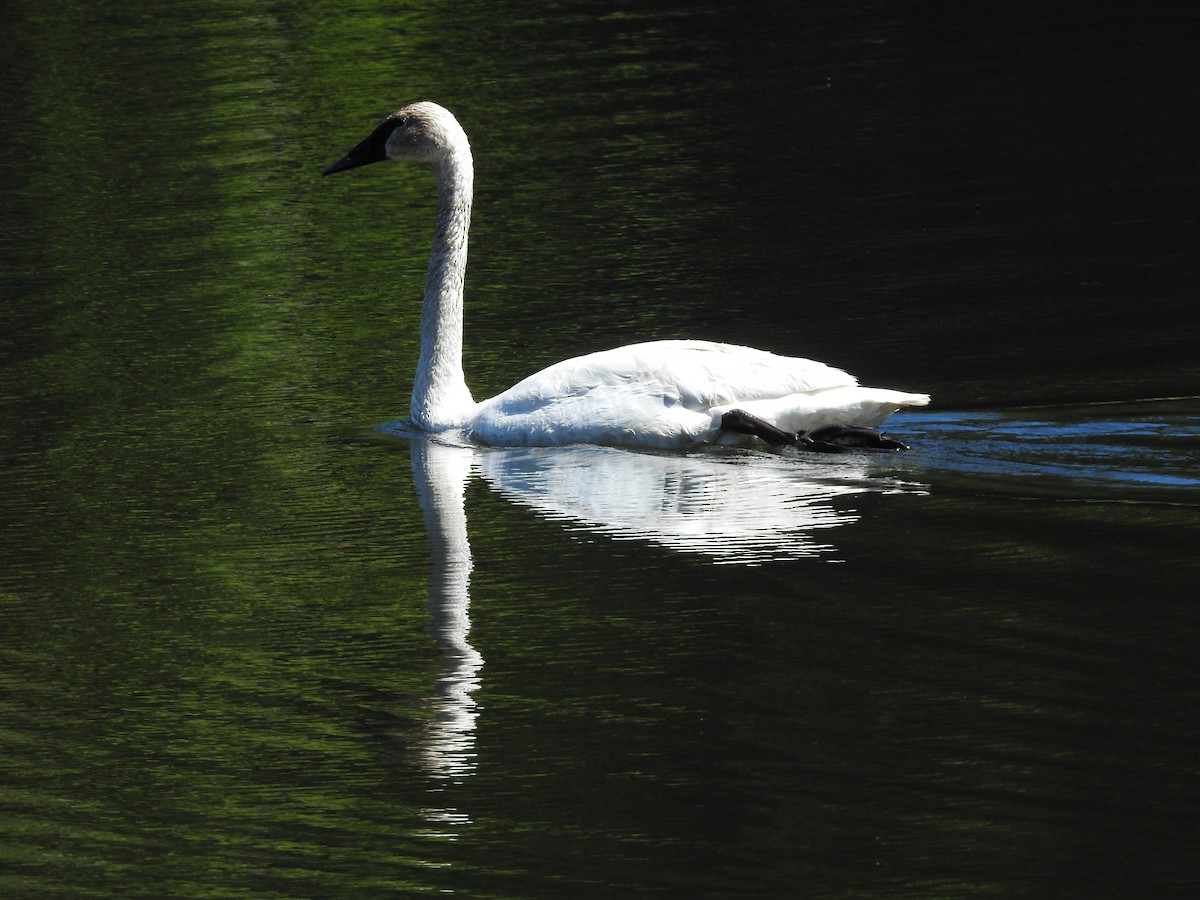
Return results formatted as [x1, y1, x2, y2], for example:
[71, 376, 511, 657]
[324, 101, 929, 450]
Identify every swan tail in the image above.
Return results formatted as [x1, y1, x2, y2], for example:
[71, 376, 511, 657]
[874, 390, 930, 407]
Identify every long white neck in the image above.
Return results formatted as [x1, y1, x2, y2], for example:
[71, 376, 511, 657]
[410, 139, 477, 431]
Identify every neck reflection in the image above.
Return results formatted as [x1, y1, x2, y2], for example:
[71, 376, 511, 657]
[411, 439, 483, 791]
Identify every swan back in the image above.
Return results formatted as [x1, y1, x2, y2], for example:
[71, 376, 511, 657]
[496, 340, 857, 411]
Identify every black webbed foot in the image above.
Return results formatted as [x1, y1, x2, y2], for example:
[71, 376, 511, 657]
[720, 409, 799, 447]
[721, 411, 911, 453]
[802, 425, 909, 452]
[793, 432, 847, 453]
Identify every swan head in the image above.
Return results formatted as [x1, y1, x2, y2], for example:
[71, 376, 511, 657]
[323, 101, 468, 175]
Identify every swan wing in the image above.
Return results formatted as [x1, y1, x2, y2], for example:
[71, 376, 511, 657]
[495, 340, 857, 409]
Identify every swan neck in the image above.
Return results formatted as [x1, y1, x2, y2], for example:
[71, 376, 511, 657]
[412, 146, 476, 430]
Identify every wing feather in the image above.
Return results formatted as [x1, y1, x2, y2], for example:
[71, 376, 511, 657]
[490, 340, 856, 414]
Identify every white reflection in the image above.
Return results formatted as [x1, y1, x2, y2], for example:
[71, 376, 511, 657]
[411, 438, 482, 835]
[477, 445, 926, 565]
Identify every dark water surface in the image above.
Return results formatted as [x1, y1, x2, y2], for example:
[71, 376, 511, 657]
[3, 2, 1199, 897]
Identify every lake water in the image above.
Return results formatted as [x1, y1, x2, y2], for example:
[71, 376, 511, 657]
[2, 2, 1198, 897]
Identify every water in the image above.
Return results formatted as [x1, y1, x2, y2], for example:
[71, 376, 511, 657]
[3, 1, 1199, 897]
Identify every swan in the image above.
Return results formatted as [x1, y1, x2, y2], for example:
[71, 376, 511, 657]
[324, 101, 929, 450]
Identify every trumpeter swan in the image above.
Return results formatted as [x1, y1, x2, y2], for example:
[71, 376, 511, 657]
[324, 101, 929, 451]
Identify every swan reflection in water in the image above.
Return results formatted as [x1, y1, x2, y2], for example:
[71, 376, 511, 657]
[475, 444, 926, 564]
[410, 439, 482, 837]
[408, 434, 926, 833]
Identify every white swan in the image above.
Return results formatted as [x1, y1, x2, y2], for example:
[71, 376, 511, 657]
[324, 101, 929, 450]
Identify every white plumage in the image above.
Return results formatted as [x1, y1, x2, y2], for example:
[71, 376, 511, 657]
[325, 101, 929, 450]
